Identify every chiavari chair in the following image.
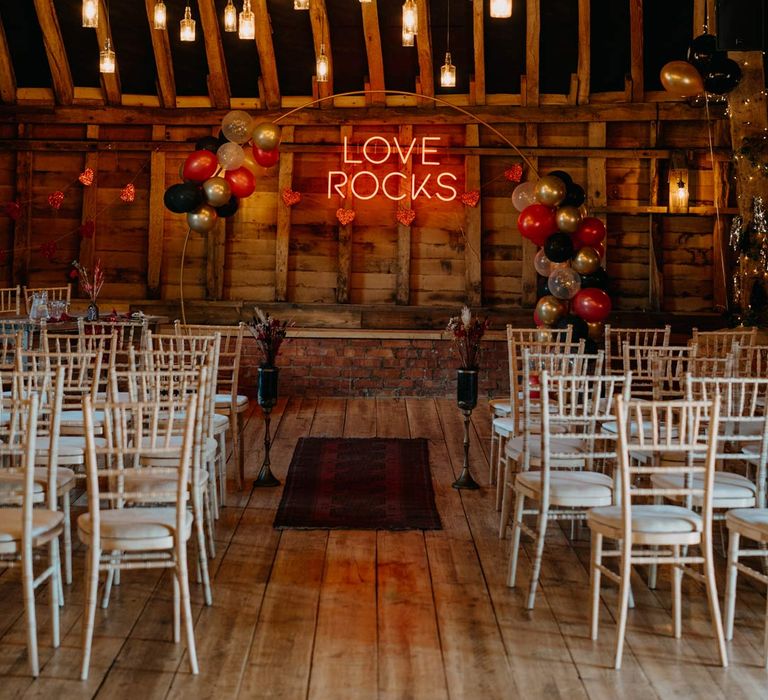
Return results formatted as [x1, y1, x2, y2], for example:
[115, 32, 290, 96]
[78, 316, 148, 372]
[0, 285, 21, 315]
[22, 284, 70, 315]
[691, 326, 757, 358]
[604, 324, 670, 375]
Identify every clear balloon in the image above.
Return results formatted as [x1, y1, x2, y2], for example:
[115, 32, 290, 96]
[221, 110, 254, 144]
[202, 177, 232, 207]
[252, 122, 281, 151]
[511, 181, 538, 212]
[217, 142, 245, 170]
[548, 266, 582, 300]
[187, 204, 218, 233]
[534, 248, 554, 277]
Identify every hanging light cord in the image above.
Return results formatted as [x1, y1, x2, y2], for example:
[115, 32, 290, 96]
[446, 0, 450, 52]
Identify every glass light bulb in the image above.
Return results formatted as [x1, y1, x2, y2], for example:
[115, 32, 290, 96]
[440, 52, 456, 88]
[676, 180, 687, 202]
[316, 44, 329, 82]
[294, 0, 310, 9]
[154, 1, 167, 30]
[490, 0, 512, 18]
[224, 0, 237, 32]
[180, 5, 196, 41]
[402, 0, 418, 34]
[402, 28, 414, 47]
[239, 1, 255, 39]
[100, 39, 115, 74]
[82, 0, 98, 28]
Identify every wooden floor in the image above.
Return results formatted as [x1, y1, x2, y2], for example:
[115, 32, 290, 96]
[1, 397, 768, 699]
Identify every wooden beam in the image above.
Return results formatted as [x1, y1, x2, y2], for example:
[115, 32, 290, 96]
[414, 0, 434, 102]
[0, 17, 16, 104]
[147, 125, 166, 298]
[396, 125, 413, 305]
[309, 0, 333, 105]
[336, 125, 354, 303]
[197, 0, 231, 109]
[464, 124, 482, 305]
[12, 150, 32, 287]
[275, 126, 295, 301]
[521, 123, 538, 307]
[629, 0, 643, 101]
[472, 0, 485, 105]
[78, 126, 100, 273]
[32, 0, 74, 105]
[144, 0, 176, 109]
[576, 0, 590, 104]
[95, 0, 121, 105]
[587, 121, 607, 264]
[253, 0, 280, 110]
[206, 218, 227, 300]
[648, 215, 663, 311]
[360, 0, 385, 106]
[525, 0, 540, 106]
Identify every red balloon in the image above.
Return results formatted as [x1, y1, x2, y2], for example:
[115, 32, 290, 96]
[224, 167, 256, 198]
[517, 204, 558, 246]
[253, 146, 280, 168]
[533, 308, 542, 327]
[575, 217, 606, 248]
[572, 288, 612, 323]
[182, 150, 218, 183]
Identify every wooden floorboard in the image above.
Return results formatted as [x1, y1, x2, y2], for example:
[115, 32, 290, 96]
[0, 398, 766, 698]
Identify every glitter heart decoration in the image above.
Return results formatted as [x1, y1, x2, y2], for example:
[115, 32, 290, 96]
[459, 190, 480, 207]
[396, 208, 416, 227]
[281, 188, 301, 207]
[120, 183, 136, 203]
[504, 164, 524, 183]
[48, 191, 64, 210]
[78, 168, 94, 186]
[336, 208, 355, 225]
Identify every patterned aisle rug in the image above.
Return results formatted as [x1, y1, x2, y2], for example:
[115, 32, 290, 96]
[273, 437, 442, 530]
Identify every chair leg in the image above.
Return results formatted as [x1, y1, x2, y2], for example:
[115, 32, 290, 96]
[229, 413, 242, 491]
[724, 530, 740, 641]
[208, 457, 219, 521]
[506, 490, 526, 588]
[237, 411, 246, 485]
[176, 548, 199, 675]
[764, 590, 768, 669]
[172, 572, 180, 644]
[203, 486, 216, 559]
[613, 542, 633, 670]
[489, 427, 497, 484]
[498, 459, 515, 539]
[526, 509, 548, 610]
[193, 490, 213, 606]
[218, 431, 227, 508]
[49, 539, 60, 648]
[672, 544, 682, 639]
[648, 496, 661, 589]
[101, 556, 117, 609]
[590, 531, 603, 640]
[62, 490, 72, 585]
[495, 438, 508, 512]
[80, 546, 101, 681]
[22, 544, 39, 677]
[703, 533, 728, 668]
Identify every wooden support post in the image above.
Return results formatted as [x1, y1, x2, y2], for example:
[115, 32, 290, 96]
[12, 148, 32, 287]
[336, 125, 354, 303]
[360, 0, 385, 107]
[464, 124, 482, 306]
[275, 126, 295, 302]
[396, 124, 413, 305]
[206, 217, 227, 300]
[472, 0, 485, 106]
[525, 0, 540, 107]
[576, 0, 590, 104]
[648, 215, 663, 311]
[712, 159, 730, 311]
[78, 125, 99, 273]
[96, 0, 121, 106]
[309, 0, 333, 107]
[414, 0, 434, 106]
[147, 124, 166, 298]
[521, 123, 538, 307]
[144, 0, 176, 108]
[0, 16, 16, 104]
[587, 122, 608, 262]
[629, 0, 644, 102]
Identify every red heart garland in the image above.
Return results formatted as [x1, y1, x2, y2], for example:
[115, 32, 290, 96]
[120, 183, 136, 203]
[79, 220, 95, 239]
[504, 164, 524, 183]
[396, 208, 416, 227]
[39, 241, 57, 261]
[48, 191, 65, 210]
[336, 208, 355, 225]
[4, 201, 21, 221]
[79, 168, 95, 186]
[281, 188, 301, 207]
[459, 190, 480, 207]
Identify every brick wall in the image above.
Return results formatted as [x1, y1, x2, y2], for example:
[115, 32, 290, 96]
[240, 336, 509, 398]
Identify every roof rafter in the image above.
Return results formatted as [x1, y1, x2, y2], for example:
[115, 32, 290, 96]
[472, 0, 485, 104]
[197, 0, 231, 109]
[309, 0, 333, 104]
[414, 0, 434, 101]
[96, 0, 121, 105]
[253, 0, 280, 109]
[32, 0, 74, 105]
[144, 0, 176, 108]
[360, 0, 385, 106]
[0, 17, 16, 104]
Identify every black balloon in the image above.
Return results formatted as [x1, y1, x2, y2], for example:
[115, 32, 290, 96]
[196, 136, 220, 153]
[215, 195, 239, 218]
[548, 170, 573, 186]
[544, 232, 574, 263]
[703, 55, 742, 95]
[217, 129, 229, 145]
[536, 274, 551, 300]
[163, 182, 203, 214]
[687, 33, 719, 70]
[555, 315, 589, 342]
[580, 267, 609, 290]
[563, 183, 586, 208]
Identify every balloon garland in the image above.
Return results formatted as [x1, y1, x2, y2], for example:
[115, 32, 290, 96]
[514, 170, 612, 349]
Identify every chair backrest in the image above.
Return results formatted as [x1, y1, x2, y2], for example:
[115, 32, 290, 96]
[604, 325, 671, 374]
[22, 285, 71, 314]
[691, 326, 757, 358]
[622, 343, 696, 400]
[689, 346, 739, 380]
[0, 331, 22, 370]
[614, 395, 720, 535]
[43, 328, 117, 361]
[78, 317, 148, 355]
[739, 344, 768, 377]
[0, 285, 21, 315]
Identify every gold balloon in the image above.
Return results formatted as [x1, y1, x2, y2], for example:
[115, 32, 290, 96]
[535, 175, 567, 207]
[187, 204, 218, 233]
[660, 60, 705, 98]
[556, 205, 582, 233]
[202, 177, 231, 207]
[571, 246, 601, 275]
[252, 122, 281, 151]
[536, 295, 566, 326]
[241, 146, 260, 176]
[587, 321, 605, 343]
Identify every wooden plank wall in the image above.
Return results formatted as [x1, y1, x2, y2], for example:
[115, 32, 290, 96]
[1, 112, 733, 316]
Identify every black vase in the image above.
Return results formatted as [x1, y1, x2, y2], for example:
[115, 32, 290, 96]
[257, 366, 279, 409]
[86, 301, 99, 321]
[456, 368, 479, 411]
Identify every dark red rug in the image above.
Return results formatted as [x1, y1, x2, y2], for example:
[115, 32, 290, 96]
[273, 437, 441, 530]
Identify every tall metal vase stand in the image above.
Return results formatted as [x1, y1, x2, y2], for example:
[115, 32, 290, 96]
[254, 366, 280, 488]
[452, 368, 480, 490]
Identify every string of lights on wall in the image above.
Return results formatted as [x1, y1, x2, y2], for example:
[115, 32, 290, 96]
[83, 0, 515, 83]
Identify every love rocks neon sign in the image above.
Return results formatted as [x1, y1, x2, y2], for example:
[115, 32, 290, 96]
[327, 136, 458, 202]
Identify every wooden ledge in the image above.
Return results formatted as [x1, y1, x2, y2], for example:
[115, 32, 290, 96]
[282, 328, 507, 341]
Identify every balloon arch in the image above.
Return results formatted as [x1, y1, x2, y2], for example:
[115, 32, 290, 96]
[169, 89, 611, 340]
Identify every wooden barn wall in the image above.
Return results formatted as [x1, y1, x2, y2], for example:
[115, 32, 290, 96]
[1, 111, 733, 320]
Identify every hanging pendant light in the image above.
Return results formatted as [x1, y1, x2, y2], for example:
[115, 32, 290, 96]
[316, 43, 329, 83]
[180, 2, 196, 41]
[224, 0, 237, 32]
[100, 38, 116, 74]
[82, 0, 98, 28]
[440, 0, 455, 87]
[153, 0, 167, 30]
[239, 0, 255, 39]
[402, 29, 415, 47]
[294, 0, 310, 9]
[402, 0, 418, 35]
[490, 0, 512, 18]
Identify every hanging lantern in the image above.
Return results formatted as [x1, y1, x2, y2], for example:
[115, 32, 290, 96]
[294, 0, 310, 9]
[82, 0, 98, 28]
[180, 3, 196, 41]
[402, 0, 418, 35]
[402, 28, 415, 47]
[668, 150, 689, 214]
[239, 0, 255, 39]
[316, 43, 329, 83]
[153, 0, 167, 30]
[224, 0, 237, 32]
[99, 38, 115, 74]
[440, 52, 456, 88]
[490, 0, 512, 18]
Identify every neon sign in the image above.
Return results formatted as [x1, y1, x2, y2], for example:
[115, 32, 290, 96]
[327, 136, 458, 202]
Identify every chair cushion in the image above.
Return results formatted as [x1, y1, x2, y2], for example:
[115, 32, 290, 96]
[505, 436, 587, 461]
[0, 508, 64, 551]
[651, 471, 756, 508]
[601, 419, 678, 438]
[489, 399, 512, 417]
[60, 409, 105, 427]
[139, 436, 217, 462]
[725, 508, 768, 543]
[214, 394, 249, 410]
[492, 416, 515, 437]
[515, 470, 613, 507]
[33, 467, 76, 490]
[0, 476, 44, 499]
[77, 507, 193, 550]
[212, 413, 229, 433]
[588, 504, 702, 535]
